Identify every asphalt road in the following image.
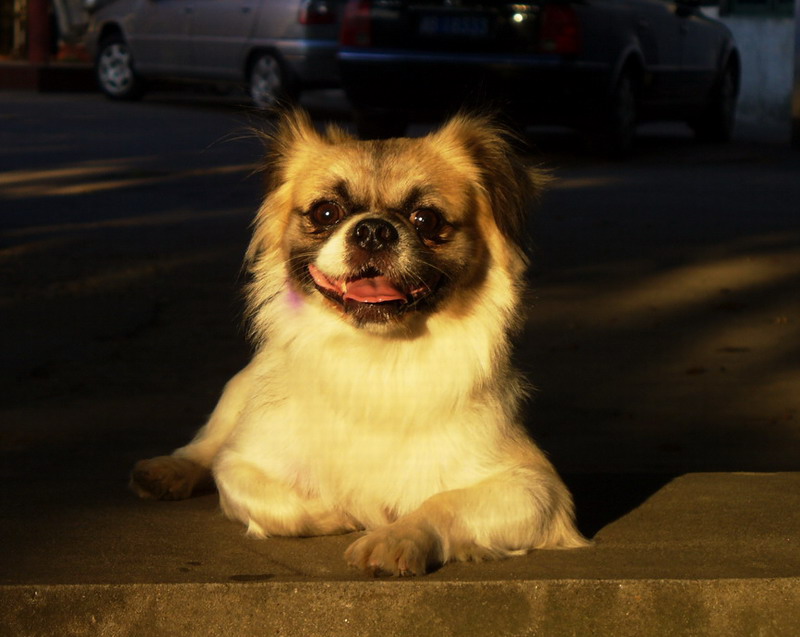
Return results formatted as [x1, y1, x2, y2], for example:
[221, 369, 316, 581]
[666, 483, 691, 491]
[1, 92, 799, 533]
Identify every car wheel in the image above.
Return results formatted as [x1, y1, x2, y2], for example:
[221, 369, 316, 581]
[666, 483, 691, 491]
[96, 35, 146, 101]
[249, 53, 294, 109]
[601, 70, 638, 158]
[691, 63, 737, 143]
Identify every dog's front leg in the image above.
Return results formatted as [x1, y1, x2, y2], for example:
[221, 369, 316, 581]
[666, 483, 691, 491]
[130, 362, 256, 500]
[213, 451, 361, 538]
[345, 467, 586, 576]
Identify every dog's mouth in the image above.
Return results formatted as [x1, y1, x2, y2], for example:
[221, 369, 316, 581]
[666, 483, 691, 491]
[308, 263, 440, 321]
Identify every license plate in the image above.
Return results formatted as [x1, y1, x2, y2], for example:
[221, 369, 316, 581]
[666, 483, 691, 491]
[418, 14, 490, 38]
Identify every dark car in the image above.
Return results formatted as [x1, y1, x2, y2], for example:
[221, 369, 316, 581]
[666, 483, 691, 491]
[338, 0, 739, 152]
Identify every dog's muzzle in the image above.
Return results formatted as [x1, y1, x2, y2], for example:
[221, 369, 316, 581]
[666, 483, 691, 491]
[307, 217, 443, 324]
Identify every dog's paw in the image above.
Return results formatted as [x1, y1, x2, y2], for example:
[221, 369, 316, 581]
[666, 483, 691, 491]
[130, 456, 207, 500]
[344, 524, 439, 576]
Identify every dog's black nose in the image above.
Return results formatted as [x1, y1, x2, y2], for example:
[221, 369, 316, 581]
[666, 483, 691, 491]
[352, 218, 399, 252]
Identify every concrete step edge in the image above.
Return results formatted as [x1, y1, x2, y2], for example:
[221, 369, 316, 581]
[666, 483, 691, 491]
[3, 577, 799, 636]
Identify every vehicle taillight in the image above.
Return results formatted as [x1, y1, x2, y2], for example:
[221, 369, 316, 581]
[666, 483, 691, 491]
[299, 0, 336, 25]
[537, 4, 581, 55]
[340, 0, 372, 47]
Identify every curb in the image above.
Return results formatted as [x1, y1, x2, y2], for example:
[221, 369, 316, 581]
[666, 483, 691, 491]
[0, 62, 97, 92]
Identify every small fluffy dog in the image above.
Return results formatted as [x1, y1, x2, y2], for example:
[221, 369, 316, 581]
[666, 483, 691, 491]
[131, 109, 587, 575]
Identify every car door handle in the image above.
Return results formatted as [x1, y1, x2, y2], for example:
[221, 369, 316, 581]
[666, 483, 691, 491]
[242, 6, 252, 12]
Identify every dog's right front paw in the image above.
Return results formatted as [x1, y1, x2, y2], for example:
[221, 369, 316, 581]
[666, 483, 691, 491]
[344, 523, 439, 576]
[129, 456, 205, 500]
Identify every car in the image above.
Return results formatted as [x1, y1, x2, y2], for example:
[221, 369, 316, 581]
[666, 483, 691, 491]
[338, 0, 740, 153]
[84, 0, 344, 107]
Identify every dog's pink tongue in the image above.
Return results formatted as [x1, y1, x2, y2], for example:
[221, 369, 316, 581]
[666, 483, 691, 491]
[345, 276, 407, 304]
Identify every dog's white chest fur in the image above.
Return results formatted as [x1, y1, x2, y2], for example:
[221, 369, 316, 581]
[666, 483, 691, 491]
[215, 289, 515, 529]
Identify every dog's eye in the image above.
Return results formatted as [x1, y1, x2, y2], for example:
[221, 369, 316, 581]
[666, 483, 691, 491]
[410, 209, 443, 239]
[309, 201, 345, 228]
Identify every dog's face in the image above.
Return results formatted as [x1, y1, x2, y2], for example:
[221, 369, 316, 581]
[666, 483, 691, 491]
[248, 111, 544, 334]
[282, 134, 491, 328]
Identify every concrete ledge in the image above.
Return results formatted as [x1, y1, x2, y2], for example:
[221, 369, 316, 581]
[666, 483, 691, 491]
[0, 62, 96, 92]
[4, 578, 800, 637]
[1, 473, 799, 635]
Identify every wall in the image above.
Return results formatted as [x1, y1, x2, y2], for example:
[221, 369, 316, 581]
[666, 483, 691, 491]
[794, 0, 800, 146]
[705, 8, 795, 141]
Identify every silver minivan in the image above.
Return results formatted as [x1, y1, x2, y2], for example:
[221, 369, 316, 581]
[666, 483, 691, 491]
[84, 0, 343, 107]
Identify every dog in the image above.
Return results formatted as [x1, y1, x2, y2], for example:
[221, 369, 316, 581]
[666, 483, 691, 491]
[130, 109, 588, 575]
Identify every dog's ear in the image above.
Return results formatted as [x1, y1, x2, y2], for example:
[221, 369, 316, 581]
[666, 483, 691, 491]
[257, 108, 322, 193]
[257, 108, 354, 193]
[431, 113, 549, 249]
[248, 109, 355, 266]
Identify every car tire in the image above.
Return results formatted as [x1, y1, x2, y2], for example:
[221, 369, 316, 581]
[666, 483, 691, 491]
[249, 53, 295, 109]
[690, 63, 737, 143]
[353, 109, 408, 140]
[599, 69, 638, 158]
[95, 35, 146, 101]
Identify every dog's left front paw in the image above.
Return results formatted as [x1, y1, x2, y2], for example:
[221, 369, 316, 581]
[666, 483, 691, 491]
[344, 524, 439, 576]
[130, 456, 207, 500]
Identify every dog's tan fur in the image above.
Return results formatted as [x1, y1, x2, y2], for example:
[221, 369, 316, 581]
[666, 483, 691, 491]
[131, 110, 587, 575]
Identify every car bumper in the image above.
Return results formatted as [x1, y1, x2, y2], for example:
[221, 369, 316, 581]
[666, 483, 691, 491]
[279, 39, 340, 86]
[339, 49, 610, 122]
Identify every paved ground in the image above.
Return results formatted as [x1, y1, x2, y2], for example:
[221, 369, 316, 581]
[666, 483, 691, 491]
[1, 91, 799, 635]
